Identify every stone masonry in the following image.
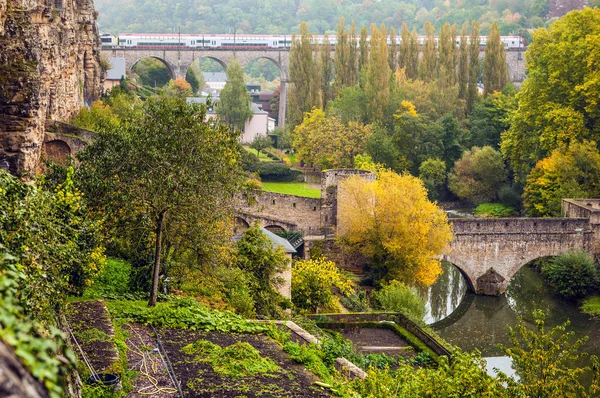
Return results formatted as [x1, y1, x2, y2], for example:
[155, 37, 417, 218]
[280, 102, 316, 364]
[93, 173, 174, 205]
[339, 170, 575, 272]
[0, 0, 102, 178]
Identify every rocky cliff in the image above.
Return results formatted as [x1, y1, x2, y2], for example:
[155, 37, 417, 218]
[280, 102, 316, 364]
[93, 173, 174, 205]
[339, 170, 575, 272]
[0, 0, 102, 178]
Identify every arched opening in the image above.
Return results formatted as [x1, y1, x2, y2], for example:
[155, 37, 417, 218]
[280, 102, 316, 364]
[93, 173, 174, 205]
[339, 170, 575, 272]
[264, 225, 286, 234]
[43, 140, 72, 166]
[243, 57, 285, 126]
[424, 260, 471, 325]
[131, 57, 175, 91]
[185, 57, 227, 97]
[234, 216, 250, 234]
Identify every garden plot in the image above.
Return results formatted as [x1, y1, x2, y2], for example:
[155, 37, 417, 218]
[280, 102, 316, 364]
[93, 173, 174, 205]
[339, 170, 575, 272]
[157, 328, 332, 398]
[338, 327, 416, 358]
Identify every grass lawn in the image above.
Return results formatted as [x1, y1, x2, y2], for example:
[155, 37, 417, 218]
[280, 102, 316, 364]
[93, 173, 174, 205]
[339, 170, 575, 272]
[581, 295, 600, 316]
[261, 182, 321, 198]
[243, 145, 273, 162]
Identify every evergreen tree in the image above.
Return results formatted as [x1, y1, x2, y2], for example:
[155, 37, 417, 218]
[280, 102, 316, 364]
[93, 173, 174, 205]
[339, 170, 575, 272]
[359, 25, 369, 79]
[399, 23, 410, 71]
[389, 27, 398, 72]
[289, 22, 319, 127]
[334, 17, 351, 94]
[365, 24, 390, 120]
[320, 34, 332, 108]
[467, 21, 481, 113]
[483, 22, 508, 96]
[438, 23, 453, 86]
[408, 27, 420, 80]
[217, 59, 252, 130]
[185, 68, 201, 94]
[419, 22, 437, 82]
[458, 22, 469, 99]
[349, 21, 359, 87]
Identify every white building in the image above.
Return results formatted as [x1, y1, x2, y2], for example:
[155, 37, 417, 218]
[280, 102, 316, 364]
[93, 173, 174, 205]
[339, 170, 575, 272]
[103, 57, 126, 91]
[203, 72, 227, 90]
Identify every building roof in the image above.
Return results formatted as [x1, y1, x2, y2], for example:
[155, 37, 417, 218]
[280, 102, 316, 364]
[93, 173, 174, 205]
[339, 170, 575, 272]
[186, 97, 267, 115]
[259, 227, 297, 254]
[106, 58, 126, 81]
[204, 72, 227, 82]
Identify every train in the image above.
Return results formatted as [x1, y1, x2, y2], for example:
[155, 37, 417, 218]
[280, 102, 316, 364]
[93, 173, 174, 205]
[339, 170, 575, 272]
[100, 32, 526, 50]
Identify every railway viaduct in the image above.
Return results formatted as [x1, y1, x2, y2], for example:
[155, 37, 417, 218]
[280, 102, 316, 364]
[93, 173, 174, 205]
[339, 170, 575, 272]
[101, 47, 527, 128]
[238, 170, 600, 296]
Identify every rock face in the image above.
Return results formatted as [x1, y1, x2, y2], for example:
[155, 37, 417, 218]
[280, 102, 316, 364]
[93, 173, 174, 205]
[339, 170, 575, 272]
[0, 0, 102, 178]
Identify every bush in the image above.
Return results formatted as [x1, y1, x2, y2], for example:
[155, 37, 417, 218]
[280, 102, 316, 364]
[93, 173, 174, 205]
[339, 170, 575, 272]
[258, 162, 302, 182]
[541, 251, 599, 299]
[83, 258, 132, 299]
[475, 203, 518, 218]
[372, 280, 426, 321]
[498, 184, 523, 210]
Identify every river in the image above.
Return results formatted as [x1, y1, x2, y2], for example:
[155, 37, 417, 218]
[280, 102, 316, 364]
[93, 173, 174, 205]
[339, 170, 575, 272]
[425, 261, 600, 377]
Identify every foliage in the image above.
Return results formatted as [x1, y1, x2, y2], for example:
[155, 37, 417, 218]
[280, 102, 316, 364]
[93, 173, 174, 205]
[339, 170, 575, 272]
[581, 295, 600, 316]
[82, 258, 132, 299]
[217, 59, 253, 130]
[475, 203, 518, 217]
[337, 169, 452, 286]
[501, 8, 600, 179]
[293, 108, 372, 169]
[234, 225, 289, 317]
[541, 251, 599, 299]
[498, 310, 600, 397]
[419, 157, 446, 200]
[162, 76, 193, 99]
[483, 22, 508, 95]
[77, 95, 242, 306]
[181, 339, 279, 378]
[292, 257, 355, 313]
[249, 134, 272, 156]
[523, 141, 600, 217]
[0, 249, 76, 398]
[468, 88, 517, 149]
[107, 298, 270, 333]
[448, 146, 506, 204]
[132, 58, 170, 88]
[261, 182, 321, 198]
[364, 24, 390, 121]
[257, 162, 302, 182]
[372, 280, 427, 321]
[185, 67, 205, 94]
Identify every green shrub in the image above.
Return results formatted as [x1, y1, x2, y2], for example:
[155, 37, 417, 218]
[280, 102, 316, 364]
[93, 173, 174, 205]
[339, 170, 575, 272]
[542, 251, 599, 299]
[83, 258, 132, 299]
[258, 162, 302, 182]
[372, 280, 426, 321]
[498, 184, 523, 210]
[475, 202, 518, 217]
[581, 295, 600, 316]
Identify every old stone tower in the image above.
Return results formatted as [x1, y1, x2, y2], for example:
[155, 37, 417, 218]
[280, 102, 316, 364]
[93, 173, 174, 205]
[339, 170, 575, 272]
[0, 0, 102, 178]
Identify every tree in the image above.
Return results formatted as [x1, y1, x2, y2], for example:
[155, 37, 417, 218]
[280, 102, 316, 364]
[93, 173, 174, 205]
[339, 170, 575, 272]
[468, 89, 517, 148]
[217, 59, 253, 130]
[359, 25, 369, 80]
[373, 280, 426, 321]
[419, 22, 437, 82]
[364, 24, 390, 121]
[498, 310, 600, 397]
[467, 21, 481, 113]
[457, 22, 469, 99]
[249, 134, 272, 156]
[419, 157, 447, 200]
[334, 18, 351, 95]
[399, 23, 410, 72]
[523, 141, 600, 217]
[349, 21, 359, 87]
[500, 8, 600, 179]
[320, 34, 333, 108]
[185, 67, 204, 94]
[337, 170, 452, 286]
[542, 251, 599, 299]
[163, 76, 193, 99]
[293, 108, 372, 168]
[438, 23, 455, 87]
[292, 257, 355, 313]
[483, 22, 508, 96]
[78, 96, 242, 306]
[448, 146, 506, 204]
[289, 22, 320, 127]
[388, 27, 397, 72]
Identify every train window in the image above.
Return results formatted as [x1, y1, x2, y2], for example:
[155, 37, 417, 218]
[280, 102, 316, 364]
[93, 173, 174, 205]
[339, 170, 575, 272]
[191, 40, 195, 45]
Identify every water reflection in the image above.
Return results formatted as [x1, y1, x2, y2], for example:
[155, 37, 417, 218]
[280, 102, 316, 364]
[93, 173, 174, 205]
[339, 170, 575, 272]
[424, 261, 468, 324]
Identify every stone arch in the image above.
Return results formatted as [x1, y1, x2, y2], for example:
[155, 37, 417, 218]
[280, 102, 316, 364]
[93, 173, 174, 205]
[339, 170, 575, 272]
[182, 56, 229, 89]
[234, 216, 250, 234]
[131, 56, 176, 80]
[441, 258, 476, 293]
[265, 225, 286, 234]
[240, 56, 288, 81]
[42, 140, 72, 166]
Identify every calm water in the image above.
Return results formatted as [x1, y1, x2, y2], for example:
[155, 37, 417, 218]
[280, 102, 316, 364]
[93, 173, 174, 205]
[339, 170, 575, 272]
[425, 261, 600, 376]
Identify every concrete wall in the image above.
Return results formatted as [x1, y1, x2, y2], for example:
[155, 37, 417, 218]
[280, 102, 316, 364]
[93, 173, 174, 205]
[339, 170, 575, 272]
[241, 113, 269, 143]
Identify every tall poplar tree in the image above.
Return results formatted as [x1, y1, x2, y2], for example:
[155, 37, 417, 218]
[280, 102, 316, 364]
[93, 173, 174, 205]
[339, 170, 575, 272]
[483, 22, 508, 96]
[349, 21, 359, 87]
[217, 59, 252, 130]
[467, 21, 481, 113]
[365, 24, 390, 120]
[408, 27, 420, 80]
[399, 23, 410, 71]
[289, 22, 319, 127]
[419, 22, 437, 82]
[389, 27, 398, 72]
[438, 23, 453, 86]
[334, 18, 351, 94]
[321, 34, 333, 108]
[458, 22, 469, 99]
[359, 25, 369, 78]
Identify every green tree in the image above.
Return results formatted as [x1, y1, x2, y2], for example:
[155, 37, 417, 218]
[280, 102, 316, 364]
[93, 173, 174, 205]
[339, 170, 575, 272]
[467, 21, 481, 113]
[78, 96, 242, 306]
[349, 21, 359, 87]
[438, 23, 456, 87]
[458, 22, 469, 100]
[289, 22, 319, 127]
[407, 27, 420, 80]
[523, 141, 600, 217]
[501, 9, 600, 179]
[133, 58, 171, 88]
[448, 146, 506, 203]
[334, 18, 351, 95]
[163, 76, 193, 99]
[419, 157, 447, 200]
[542, 251, 599, 299]
[185, 67, 203, 94]
[469, 89, 516, 148]
[359, 25, 369, 81]
[419, 22, 437, 82]
[498, 310, 600, 397]
[389, 27, 398, 72]
[364, 24, 390, 121]
[217, 59, 253, 130]
[373, 280, 426, 321]
[399, 23, 410, 72]
[483, 22, 508, 96]
[320, 34, 333, 108]
[249, 134, 272, 156]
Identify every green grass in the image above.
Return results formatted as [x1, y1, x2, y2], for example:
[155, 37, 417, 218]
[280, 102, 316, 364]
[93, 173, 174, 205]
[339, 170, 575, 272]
[581, 295, 600, 316]
[261, 182, 321, 198]
[242, 146, 273, 162]
[475, 202, 518, 217]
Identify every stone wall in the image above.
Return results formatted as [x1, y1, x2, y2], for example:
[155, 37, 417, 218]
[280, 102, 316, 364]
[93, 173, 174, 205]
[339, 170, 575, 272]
[562, 199, 600, 254]
[0, 0, 102, 178]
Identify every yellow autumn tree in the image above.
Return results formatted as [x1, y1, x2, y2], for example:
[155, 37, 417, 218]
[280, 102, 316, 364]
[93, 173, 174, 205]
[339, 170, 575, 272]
[337, 170, 452, 286]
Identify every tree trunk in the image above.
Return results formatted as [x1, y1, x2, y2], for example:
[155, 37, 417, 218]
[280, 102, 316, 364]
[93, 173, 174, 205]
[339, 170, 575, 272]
[149, 211, 165, 307]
